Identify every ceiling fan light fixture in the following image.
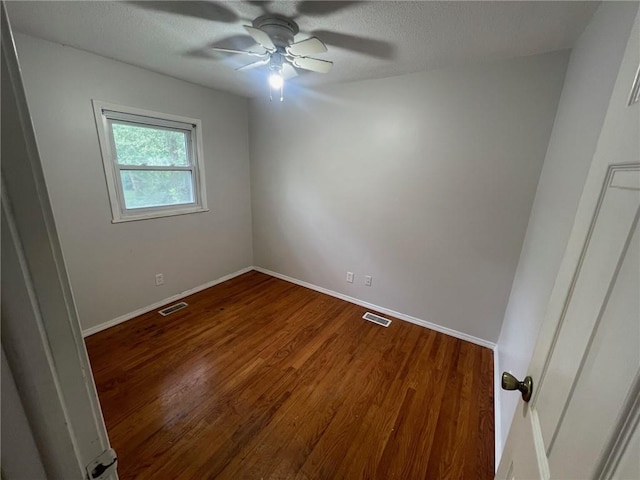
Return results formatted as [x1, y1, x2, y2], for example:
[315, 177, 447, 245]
[268, 69, 284, 102]
[211, 14, 334, 101]
[268, 72, 284, 90]
[268, 53, 285, 102]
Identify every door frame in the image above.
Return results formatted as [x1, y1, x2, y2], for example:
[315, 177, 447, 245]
[1, 3, 115, 478]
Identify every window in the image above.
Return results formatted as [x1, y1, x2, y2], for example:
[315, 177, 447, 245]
[93, 101, 208, 222]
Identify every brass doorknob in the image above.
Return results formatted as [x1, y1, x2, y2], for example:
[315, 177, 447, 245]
[501, 372, 533, 402]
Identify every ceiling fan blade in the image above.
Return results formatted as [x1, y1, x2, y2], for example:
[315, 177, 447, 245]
[212, 47, 268, 57]
[244, 25, 276, 52]
[286, 37, 327, 57]
[236, 58, 271, 71]
[311, 30, 397, 60]
[129, 1, 239, 23]
[291, 57, 333, 74]
[281, 63, 298, 80]
[296, 1, 359, 17]
[247, 1, 271, 7]
[210, 34, 260, 51]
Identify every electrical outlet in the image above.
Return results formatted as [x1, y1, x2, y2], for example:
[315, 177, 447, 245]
[155, 273, 164, 286]
[365, 275, 373, 286]
[346, 271, 354, 283]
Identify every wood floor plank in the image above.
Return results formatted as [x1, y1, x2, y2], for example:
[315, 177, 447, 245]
[294, 322, 411, 479]
[85, 271, 494, 479]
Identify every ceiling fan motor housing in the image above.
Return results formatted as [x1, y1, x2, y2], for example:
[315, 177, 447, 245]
[253, 14, 299, 48]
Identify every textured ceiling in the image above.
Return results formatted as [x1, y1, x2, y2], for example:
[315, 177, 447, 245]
[6, 1, 598, 98]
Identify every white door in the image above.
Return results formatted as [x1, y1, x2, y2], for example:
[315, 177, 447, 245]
[1, 5, 117, 479]
[497, 12, 640, 480]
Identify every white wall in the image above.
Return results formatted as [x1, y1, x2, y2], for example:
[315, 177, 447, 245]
[495, 1, 639, 459]
[14, 34, 254, 332]
[250, 51, 569, 344]
[1, 347, 47, 479]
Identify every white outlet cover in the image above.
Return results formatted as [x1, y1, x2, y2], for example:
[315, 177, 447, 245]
[365, 275, 372, 286]
[346, 272, 354, 283]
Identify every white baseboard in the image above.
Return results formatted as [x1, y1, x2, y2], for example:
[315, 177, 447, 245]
[84, 264, 498, 349]
[494, 347, 502, 471]
[82, 266, 254, 337]
[253, 266, 496, 350]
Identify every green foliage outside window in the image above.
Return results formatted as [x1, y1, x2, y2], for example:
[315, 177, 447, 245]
[112, 122, 194, 209]
[112, 122, 188, 166]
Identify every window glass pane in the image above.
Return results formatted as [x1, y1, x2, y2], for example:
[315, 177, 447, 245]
[112, 122, 189, 166]
[119, 170, 194, 209]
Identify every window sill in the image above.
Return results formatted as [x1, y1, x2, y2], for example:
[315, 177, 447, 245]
[111, 206, 209, 223]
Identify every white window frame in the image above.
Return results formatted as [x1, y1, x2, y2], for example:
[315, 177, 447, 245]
[92, 100, 208, 223]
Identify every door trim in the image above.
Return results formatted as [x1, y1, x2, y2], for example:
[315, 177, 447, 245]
[1, 2, 114, 476]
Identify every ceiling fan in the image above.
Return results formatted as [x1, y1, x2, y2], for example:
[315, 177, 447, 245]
[212, 14, 333, 101]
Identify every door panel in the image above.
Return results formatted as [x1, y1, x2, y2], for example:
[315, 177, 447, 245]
[535, 174, 639, 450]
[497, 8, 639, 479]
[548, 211, 639, 478]
[515, 167, 640, 479]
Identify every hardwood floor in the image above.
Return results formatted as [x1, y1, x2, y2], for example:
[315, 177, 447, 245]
[85, 271, 494, 479]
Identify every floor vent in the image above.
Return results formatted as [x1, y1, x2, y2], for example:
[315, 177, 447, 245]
[158, 302, 188, 316]
[362, 312, 391, 327]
